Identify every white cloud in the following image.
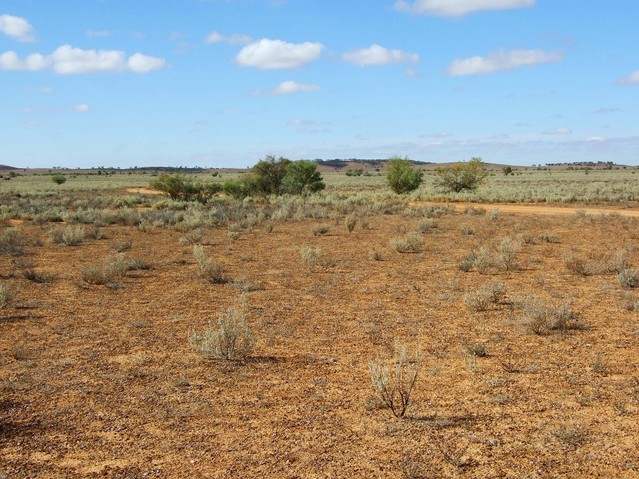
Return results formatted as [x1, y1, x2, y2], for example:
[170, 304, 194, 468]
[543, 128, 572, 135]
[205, 31, 252, 45]
[52, 45, 126, 74]
[447, 49, 563, 76]
[394, 0, 535, 17]
[0, 51, 51, 71]
[236, 39, 324, 69]
[267, 80, 320, 95]
[0, 14, 36, 42]
[342, 44, 419, 67]
[0, 45, 166, 74]
[617, 71, 639, 85]
[127, 53, 166, 73]
[74, 104, 90, 112]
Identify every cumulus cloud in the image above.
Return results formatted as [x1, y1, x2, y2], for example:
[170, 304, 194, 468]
[74, 103, 90, 112]
[0, 51, 51, 70]
[0, 44, 166, 74]
[205, 31, 252, 45]
[394, 0, 535, 16]
[447, 49, 563, 76]
[342, 44, 419, 67]
[127, 52, 166, 73]
[236, 39, 324, 69]
[617, 71, 639, 85]
[0, 14, 36, 42]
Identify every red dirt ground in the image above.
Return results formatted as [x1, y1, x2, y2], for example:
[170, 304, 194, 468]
[2, 204, 639, 477]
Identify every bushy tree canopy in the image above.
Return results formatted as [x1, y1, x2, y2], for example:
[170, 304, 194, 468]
[435, 157, 488, 193]
[150, 173, 221, 201]
[223, 156, 325, 199]
[386, 156, 423, 194]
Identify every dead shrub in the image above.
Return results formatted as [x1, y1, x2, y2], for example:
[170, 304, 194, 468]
[369, 339, 423, 418]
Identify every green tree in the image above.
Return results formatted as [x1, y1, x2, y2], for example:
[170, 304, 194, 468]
[252, 155, 291, 195]
[386, 156, 423, 194]
[51, 174, 67, 185]
[502, 166, 513, 176]
[435, 157, 488, 193]
[150, 173, 221, 201]
[283, 160, 325, 195]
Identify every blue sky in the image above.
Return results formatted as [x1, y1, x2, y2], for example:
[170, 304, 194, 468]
[1, 0, 638, 168]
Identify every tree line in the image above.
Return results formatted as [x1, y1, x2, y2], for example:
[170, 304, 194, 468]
[149, 155, 488, 200]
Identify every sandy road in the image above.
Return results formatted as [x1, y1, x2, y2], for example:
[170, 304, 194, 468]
[414, 202, 639, 217]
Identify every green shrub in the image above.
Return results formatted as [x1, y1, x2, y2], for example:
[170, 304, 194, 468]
[386, 156, 423, 194]
[436, 157, 488, 192]
[51, 174, 66, 185]
[150, 173, 221, 202]
[189, 307, 254, 360]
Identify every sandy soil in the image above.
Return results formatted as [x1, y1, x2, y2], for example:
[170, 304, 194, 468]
[2, 205, 639, 477]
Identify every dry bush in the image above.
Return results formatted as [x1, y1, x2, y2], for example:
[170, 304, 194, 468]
[0, 228, 27, 256]
[49, 225, 86, 246]
[193, 245, 228, 284]
[23, 269, 55, 283]
[0, 283, 12, 310]
[300, 246, 325, 272]
[345, 215, 357, 234]
[179, 228, 204, 245]
[564, 249, 628, 276]
[80, 254, 129, 286]
[617, 268, 639, 289]
[523, 299, 583, 335]
[189, 307, 254, 360]
[389, 234, 425, 253]
[311, 225, 331, 236]
[369, 339, 423, 418]
[464, 282, 506, 311]
[416, 219, 436, 234]
[495, 237, 521, 271]
[539, 232, 560, 243]
[473, 247, 494, 274]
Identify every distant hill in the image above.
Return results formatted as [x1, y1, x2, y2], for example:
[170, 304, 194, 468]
[0, 164, 18, 171]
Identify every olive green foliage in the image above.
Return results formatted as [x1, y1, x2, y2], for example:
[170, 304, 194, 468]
[150, 173, 221, 201]
[386, 156, 423, 194]
[283, 159, 325, 195]
[251, 155, 291, 195]
[51, 174, 67, 185]
[435, 157, 488, 193]
[223, 156, 325, 199]
[222, 176, 258, 200]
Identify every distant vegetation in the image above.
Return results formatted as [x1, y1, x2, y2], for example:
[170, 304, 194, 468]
[386, 156, 423, 194]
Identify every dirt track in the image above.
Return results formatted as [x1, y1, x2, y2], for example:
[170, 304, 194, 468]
[423, 202, 639, 217]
